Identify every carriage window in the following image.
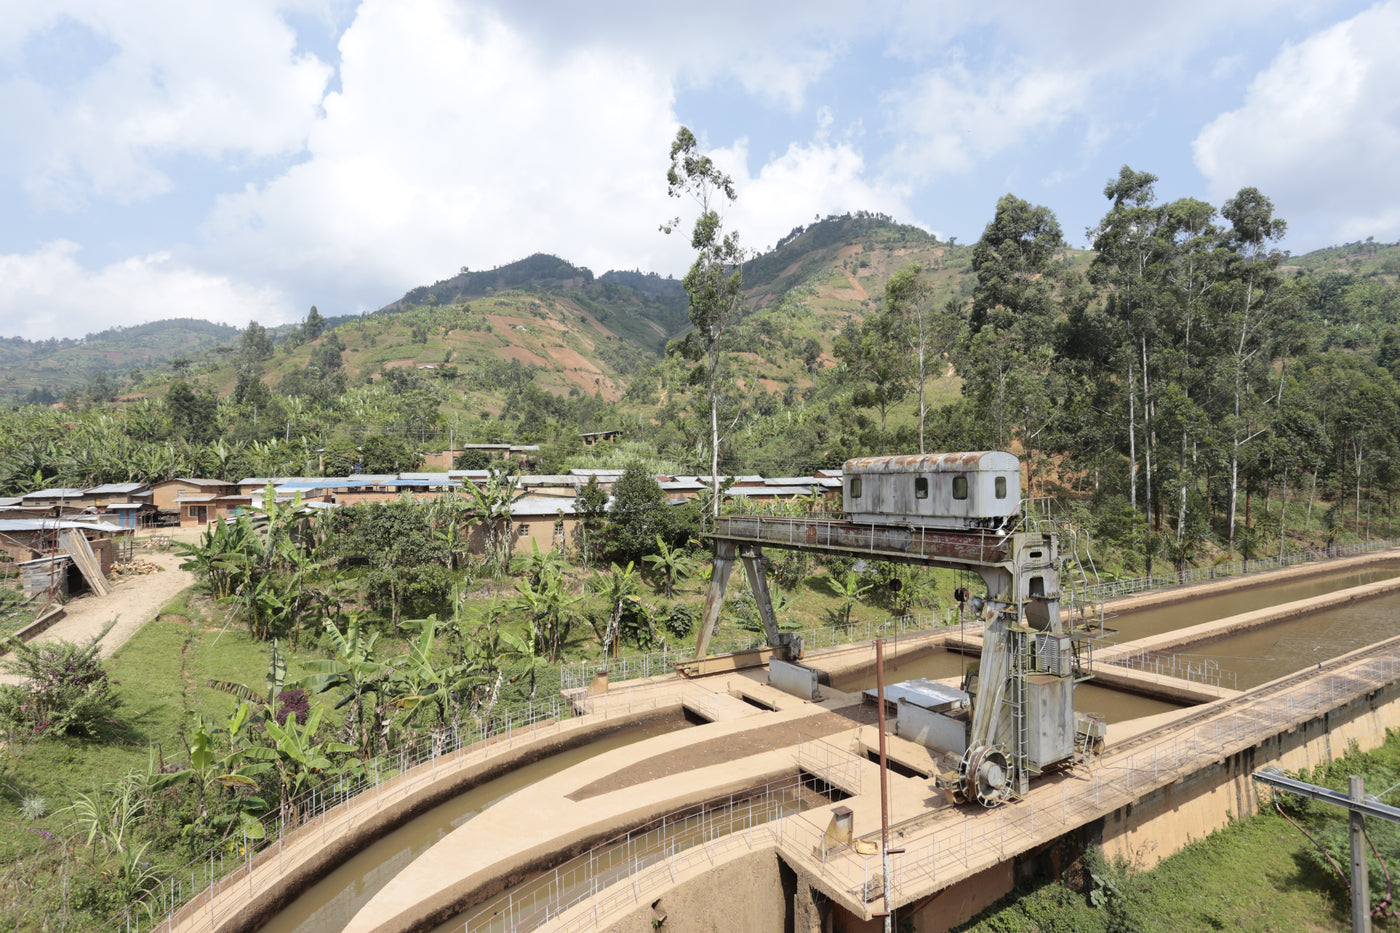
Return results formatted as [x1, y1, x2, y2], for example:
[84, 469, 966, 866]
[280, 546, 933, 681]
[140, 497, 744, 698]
[952, 476, 968, 500]
[995, 476, 1007, 499]
[914, 477, 928, 499]
[850, 477, 862, 499]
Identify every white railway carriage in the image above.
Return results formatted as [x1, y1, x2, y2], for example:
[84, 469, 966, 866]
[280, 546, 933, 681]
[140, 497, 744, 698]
[842, 451, 1022, 531]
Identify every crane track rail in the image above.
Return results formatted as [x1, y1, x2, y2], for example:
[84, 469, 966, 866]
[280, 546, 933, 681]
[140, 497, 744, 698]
[1108, 632, 1400, 759]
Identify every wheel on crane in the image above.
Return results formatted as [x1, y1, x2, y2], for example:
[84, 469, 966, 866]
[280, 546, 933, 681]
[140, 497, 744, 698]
[960, 744, 1013, 807]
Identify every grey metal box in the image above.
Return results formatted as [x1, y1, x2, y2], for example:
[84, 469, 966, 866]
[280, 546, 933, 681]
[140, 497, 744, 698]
[1025, 674, 1075, 769]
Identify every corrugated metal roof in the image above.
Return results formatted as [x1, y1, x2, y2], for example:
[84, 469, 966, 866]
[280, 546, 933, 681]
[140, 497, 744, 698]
[511, 496, 580, 517]
[86, 482, 148, 494]
[0, 519, 124, 533]
[21, 488, 87, 499]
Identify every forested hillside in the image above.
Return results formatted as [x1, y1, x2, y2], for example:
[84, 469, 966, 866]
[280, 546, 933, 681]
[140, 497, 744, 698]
[0, 319, 240, 403]
[1, 190, 1399, 573]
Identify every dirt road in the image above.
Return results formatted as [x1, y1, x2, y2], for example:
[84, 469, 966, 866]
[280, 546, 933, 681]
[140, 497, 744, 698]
[0, 544, 196, 685]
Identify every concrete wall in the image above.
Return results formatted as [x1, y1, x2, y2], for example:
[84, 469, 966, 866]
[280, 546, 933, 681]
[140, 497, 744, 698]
[1100, 674, 1400, 869]
[600, 849, 791, 933]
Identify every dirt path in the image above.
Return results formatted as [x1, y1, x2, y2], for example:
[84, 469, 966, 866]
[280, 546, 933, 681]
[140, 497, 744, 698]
[0, 542, 196, 685]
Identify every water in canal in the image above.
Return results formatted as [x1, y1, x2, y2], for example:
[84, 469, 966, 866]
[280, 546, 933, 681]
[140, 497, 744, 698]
[1097, 563, 1399, 641]
[257, 718, 687, 933]
[1166, 589, 1400, 689]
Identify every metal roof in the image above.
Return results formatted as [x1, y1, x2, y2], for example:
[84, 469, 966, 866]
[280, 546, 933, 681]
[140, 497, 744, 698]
[510, 496, 580, 517]
[20, 488, 87, 499]
[86, 482, 148, 494]
[0, 519, 124, 534]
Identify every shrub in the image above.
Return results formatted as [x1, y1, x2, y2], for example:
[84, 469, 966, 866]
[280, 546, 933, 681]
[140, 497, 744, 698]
[0, 627, 120, 738]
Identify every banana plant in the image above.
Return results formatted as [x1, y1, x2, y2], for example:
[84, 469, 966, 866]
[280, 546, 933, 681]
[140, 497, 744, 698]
[642, 535, 699, 598]
[243, 705, 357, 826]
[294, 614, 392, 759]
[151, 702, 269, 837]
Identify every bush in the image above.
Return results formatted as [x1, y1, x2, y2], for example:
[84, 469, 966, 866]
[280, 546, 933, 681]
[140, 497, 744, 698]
[0, 628, 121, 738]
[660, 603, 695, 640]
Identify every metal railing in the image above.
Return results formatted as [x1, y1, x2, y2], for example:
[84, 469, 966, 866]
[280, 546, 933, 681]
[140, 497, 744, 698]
[460, 774, 820, 932]
[1081, 538, 1400, 603]
[796, 733, 864, 797]
[540, 646, 1400, 931]
[1093, 643, 1240, 691]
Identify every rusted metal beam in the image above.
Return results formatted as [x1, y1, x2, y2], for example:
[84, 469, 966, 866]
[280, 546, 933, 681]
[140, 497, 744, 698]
[712, 515, 1013, 568]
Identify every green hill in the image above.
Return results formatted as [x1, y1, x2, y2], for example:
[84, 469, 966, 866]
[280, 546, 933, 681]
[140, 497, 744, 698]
[0, 319, 240, 403]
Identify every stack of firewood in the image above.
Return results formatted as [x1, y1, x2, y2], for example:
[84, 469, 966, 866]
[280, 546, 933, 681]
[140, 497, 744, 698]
[113, 559, 163, 577]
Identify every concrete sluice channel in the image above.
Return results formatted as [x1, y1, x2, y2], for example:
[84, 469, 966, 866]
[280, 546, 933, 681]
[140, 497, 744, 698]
[241, 557, 1400, 933]
[255, 719, 688, 933]
[436, 774, 837, 933]
[1168, 589, 1400, 689]
[1098, 562, 1399, 641]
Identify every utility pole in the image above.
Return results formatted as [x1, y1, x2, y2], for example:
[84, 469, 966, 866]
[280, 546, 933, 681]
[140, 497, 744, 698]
[1352, 776, 1373, 933]
[1253, 768, 1397, 933]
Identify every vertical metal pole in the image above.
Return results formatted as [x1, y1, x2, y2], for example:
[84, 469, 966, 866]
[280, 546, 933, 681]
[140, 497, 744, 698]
[1350, 776, 1372, 933]
[876, 638, 894, 933]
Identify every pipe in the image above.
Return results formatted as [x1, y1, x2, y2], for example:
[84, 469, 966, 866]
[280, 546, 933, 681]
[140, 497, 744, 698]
[876, 638, 894, 933]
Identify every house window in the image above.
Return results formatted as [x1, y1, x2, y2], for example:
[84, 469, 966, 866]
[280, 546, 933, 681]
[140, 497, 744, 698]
[995, 476, 1007, 499]
[952, 476, 968, 500]
[914, 477, 929, 499]
[850, 477, 862, 499]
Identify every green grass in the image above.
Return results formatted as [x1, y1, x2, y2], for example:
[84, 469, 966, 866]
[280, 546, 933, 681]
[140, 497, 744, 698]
[949, 733, 1400, 933]
[0, 588, 337, 931]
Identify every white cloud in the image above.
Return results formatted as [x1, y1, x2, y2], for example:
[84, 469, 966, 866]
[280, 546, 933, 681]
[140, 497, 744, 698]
[203, 0, 688, 304]
[0, 2, 332, 208]
[0, 241, 291, 340]
[1193, 1, 1400, 244]
[711, 139, 914, 253]
[884, 62, 1089, 180]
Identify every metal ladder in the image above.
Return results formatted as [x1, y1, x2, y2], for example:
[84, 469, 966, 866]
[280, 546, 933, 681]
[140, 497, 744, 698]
[1004, 623, 1032, 796]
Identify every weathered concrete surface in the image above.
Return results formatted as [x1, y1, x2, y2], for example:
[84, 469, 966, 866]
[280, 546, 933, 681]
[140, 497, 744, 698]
[343, 680, 877, 933]
[168, 705, 690, 933]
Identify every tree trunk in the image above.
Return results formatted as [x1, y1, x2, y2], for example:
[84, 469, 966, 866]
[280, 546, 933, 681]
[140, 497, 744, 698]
[1127, 358, 1137, 511]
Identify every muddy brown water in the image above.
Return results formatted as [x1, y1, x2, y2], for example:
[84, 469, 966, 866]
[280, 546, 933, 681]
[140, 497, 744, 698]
[1169, 589, 1400, 689]
[256, 719, 686, 933]
[1097, 563, 1399, 641]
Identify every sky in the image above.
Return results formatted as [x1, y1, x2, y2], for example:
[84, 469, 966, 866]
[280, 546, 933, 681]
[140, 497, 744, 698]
[1, 0, 1398, 341]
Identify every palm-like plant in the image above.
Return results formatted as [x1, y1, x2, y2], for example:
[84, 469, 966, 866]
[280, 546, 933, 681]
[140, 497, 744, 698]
[642, 535, 698, 598]
[825, 571, 872, 630]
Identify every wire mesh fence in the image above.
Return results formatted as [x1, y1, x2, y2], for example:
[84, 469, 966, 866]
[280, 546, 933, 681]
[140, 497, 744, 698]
[135, 541, 1400, 932]
[458, 774, 823, 932]
[535, 646, 1400, 931]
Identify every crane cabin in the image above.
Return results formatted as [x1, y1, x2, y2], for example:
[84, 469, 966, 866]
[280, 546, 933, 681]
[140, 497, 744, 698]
[842, 451, 1022, 532]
